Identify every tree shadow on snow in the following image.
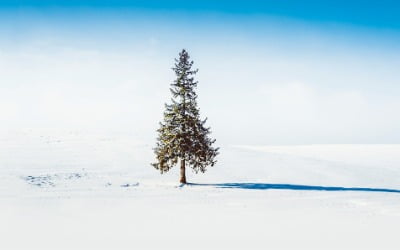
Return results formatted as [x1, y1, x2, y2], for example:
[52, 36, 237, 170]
[188, 183, 400, 194]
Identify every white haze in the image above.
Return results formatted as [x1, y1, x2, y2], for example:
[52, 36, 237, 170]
[1, 25, 400, 145]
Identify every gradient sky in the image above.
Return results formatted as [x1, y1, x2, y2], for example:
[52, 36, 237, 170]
[1, 0, 400, 28]
[1, 1, 400, 145]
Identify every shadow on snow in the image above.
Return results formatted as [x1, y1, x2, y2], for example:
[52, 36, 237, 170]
[187, 183, 400, 194]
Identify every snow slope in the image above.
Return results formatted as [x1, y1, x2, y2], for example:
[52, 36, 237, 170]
[1, 130, 400, 250]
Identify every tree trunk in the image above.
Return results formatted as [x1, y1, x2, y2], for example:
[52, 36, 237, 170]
[180, 158, 187, 184]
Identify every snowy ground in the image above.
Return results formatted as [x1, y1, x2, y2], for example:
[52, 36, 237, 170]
[1, 130, 400, 250]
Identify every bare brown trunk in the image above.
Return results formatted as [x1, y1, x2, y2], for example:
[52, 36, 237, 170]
[180, 159, 187, 184]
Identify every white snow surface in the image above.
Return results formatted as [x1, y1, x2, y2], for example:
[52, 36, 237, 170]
[1, 130, 400, 250]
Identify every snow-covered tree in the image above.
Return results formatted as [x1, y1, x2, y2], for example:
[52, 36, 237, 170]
[152, 49, 219, 183]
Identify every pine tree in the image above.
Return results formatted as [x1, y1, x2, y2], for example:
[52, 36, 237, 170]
[152, 49, 219, 184]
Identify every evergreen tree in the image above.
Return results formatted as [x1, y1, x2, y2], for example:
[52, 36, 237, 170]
[152, 49, 219, 184]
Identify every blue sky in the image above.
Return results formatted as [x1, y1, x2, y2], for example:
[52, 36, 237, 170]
[1, 1, 400, 144]
[2, 0, 400, 29]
